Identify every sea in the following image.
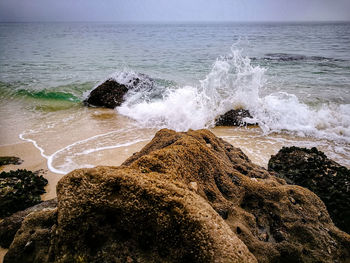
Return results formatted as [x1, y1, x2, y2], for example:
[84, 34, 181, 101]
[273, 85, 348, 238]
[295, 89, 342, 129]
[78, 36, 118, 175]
[0, 22, 349, 174]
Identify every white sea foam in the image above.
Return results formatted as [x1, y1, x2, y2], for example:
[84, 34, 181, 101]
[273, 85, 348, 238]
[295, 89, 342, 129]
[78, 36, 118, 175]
[118, 46, 350, 143]
[118, 47, 265, 130]
[251, 94, 350, 142]
[19, 129, 150, 174]
[19, 131, 49, 159]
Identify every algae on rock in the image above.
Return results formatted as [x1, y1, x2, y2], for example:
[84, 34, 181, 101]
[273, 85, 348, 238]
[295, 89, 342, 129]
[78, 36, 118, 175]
[0, 169, 48, 218]
[268, 146, 350, 234]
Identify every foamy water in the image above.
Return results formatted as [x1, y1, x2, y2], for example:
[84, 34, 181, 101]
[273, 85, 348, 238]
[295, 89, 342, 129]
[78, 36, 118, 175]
[118, 47, 350, 144]
[14, 109, 155, 174]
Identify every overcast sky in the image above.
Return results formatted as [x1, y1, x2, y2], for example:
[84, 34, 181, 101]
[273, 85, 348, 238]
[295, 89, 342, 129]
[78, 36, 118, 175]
[0, 0, 349, 22]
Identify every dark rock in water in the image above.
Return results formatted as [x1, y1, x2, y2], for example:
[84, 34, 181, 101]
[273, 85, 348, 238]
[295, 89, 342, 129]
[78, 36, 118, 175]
[5, 130, 350, 263]
[261, 53, 343, 62]
[215, 109, 255, 126]
[0, 198, 57, 248]
[264, 53, 307, 61]
[268, 146, 350, 234]
[0, 156, 23, 166]
[84, 73, 154, 108]
[84, 79, 128, 108]
[0, 169, 48, 218]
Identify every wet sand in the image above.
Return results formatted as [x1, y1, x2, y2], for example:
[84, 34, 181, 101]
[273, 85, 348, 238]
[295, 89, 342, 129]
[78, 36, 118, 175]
[0, 248, 6, 263]
[0, 139, 149, 200]
[0, 142, 60, 200]
[213, 126, 350, 168]
[1, 125, 348, 201]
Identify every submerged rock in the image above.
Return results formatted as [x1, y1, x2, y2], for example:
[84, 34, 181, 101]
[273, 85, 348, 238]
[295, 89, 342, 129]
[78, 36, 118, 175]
[5, 130, 350, 263]
[0, 156, 23, 166]
[84, 73, 154, 108]
[0, 169, 48, 218]
[0, 199, 57, 248]
[268, 146, 350, 234]
[215, 109, 255, 126]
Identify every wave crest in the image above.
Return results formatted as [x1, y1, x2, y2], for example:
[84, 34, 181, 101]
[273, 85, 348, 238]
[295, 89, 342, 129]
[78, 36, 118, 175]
[117, 47, 350, 143]
[118, 47, 265, 130]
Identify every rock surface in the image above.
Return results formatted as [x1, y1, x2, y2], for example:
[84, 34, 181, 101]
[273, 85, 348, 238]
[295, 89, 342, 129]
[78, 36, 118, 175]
[0, 169, 48, 218]
[84, 73, 154, 108]
[215, 109, 255, 126]
[4, 130, 350, 263]
[4, 209, 57, 263]
[268, 146, 350, 234]
[0, 199, 57, 248]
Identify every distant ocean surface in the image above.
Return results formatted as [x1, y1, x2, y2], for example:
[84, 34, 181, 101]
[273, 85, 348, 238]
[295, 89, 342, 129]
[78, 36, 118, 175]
[0, 22, 350, 173]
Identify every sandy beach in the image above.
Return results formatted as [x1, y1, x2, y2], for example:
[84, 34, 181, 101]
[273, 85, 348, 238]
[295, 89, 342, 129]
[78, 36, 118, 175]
[0, 142, 63, 200]
[0, 138, 150, 200]
[1, 124, 349, 201]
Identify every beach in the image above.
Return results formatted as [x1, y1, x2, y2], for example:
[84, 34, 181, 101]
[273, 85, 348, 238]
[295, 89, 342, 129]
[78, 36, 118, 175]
[1, 106, 349, 199]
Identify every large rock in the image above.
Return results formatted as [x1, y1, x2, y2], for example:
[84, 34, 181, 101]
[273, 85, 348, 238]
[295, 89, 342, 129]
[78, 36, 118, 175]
[0, 169, 48, 218]
[268, 146, 350, 234]
[6, 170, 256, 262]
[5, 130, 350, 263]
[215, 109, 255, 126]
[84, 73, 154, 108]
[0, 199, 57, 248]
[123, 129, 350, 262]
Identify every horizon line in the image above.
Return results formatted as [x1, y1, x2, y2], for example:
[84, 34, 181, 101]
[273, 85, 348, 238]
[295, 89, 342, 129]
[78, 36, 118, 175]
[0, 20, 349, 24]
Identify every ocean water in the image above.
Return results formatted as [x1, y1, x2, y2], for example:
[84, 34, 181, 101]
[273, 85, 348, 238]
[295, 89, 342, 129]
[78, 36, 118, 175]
[0, 22, 350, 173]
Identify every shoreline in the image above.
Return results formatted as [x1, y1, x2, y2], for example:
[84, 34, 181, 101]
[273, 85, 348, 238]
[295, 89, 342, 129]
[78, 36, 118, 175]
[1, 126, 350, 194]
[0, 142, 62, 200]
[1, 127, 349, 196]
[0, 138, 150, 200]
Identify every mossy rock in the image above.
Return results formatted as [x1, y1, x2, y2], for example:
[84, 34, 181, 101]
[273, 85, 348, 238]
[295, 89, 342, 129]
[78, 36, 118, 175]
[0, 169, 48, 218]
[269, 146, 350, 234]
[0, 156, 23, 166]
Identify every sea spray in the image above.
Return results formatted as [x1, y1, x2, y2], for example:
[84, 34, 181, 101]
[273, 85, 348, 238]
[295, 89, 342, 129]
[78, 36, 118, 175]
[117, 46, 265, 130]
[117, 46, 350, 143]
[251, 93, 350, 142]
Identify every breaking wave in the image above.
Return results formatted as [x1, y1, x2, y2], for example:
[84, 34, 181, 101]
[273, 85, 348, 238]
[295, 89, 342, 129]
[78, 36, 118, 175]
[117, 47, 350, 143]
[0, 82, 94, 102]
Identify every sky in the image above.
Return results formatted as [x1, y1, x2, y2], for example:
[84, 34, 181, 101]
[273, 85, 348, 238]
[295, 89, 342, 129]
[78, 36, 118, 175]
[0, 0, 349, 22]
